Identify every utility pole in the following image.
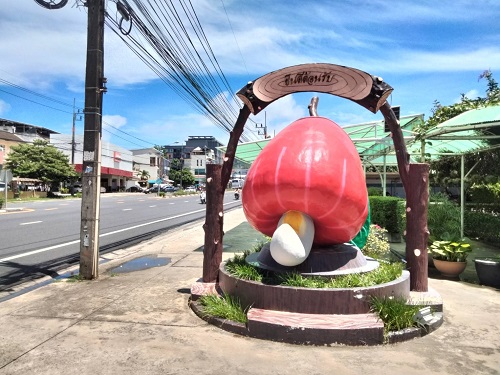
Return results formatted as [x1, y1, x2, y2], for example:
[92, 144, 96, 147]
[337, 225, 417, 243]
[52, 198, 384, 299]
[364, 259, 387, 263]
[79, 0, 106, 279]
[256, 111, 268, 138]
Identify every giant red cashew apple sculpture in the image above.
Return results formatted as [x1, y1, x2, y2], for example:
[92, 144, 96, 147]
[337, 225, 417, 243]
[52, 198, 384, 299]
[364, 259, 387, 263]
[242, 116, 368, 266]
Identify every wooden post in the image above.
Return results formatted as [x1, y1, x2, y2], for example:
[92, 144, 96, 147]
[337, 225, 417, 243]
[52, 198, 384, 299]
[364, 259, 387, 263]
[404, 163, 430, 291]
[202, 164, 223, 282]
[380, 102, 429, 291]
[202, 106, 251, 282]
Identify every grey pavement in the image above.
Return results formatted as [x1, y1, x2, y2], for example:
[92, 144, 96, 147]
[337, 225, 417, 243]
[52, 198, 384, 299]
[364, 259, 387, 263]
[0, 207, 499, 375]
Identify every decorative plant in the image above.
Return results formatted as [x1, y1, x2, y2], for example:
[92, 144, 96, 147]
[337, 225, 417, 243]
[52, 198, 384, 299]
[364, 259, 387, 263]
[362, 224, 391, 259]
[429, 240, 472, 262]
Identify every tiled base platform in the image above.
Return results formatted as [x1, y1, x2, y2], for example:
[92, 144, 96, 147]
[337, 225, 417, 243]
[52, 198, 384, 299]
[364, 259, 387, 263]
[190, 266, 444, 346]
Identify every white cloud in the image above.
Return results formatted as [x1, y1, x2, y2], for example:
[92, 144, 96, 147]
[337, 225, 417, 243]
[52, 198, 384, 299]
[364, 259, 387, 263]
[452, 89, 481, 104]
[2, 0, 500, 151]
[102, 114, 127, 143]
[103, 114, 127, 129]
[0, 99, 11, 115]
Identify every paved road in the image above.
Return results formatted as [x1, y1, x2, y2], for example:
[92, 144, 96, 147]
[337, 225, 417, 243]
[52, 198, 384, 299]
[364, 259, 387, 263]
[0, 192, 241, 290]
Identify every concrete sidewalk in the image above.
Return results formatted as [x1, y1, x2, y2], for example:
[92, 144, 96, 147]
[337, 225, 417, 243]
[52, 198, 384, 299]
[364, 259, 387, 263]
[0, 208, 499, 375]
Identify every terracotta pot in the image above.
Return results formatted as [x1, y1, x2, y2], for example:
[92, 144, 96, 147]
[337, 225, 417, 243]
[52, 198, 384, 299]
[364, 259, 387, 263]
[474, 258, 500, 288]
[433, 259, 467, 277]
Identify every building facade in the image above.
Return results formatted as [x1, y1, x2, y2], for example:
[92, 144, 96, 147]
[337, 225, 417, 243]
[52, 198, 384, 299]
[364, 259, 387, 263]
[130, 148, 166, 186]
[162, 136, 224, 185]
[50, 134, 133, 192]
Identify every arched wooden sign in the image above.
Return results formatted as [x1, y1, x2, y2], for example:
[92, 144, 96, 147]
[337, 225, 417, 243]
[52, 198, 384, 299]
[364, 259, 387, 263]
[237, 63, 393, 115]
[204, 62, 429, 293]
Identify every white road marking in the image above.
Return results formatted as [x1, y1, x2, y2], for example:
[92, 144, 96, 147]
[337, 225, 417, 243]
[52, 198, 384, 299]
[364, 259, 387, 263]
[122, 208, 132, 211]
[149, 205, 157, 208]
[44, 208, 58, 211]
[20, 221, 43, 226]
[0, 200, 238, 263]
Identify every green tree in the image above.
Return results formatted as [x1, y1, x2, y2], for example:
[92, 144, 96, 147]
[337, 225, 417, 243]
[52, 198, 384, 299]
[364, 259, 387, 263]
[169, 158, 183, 171]
[5, 139, 78, 191]
[140, 170, 150, 180]
[169, 168, 195, 188]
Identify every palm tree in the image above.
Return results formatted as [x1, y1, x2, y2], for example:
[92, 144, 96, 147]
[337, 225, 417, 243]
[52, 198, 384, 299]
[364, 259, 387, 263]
[140, 170, 150, 181]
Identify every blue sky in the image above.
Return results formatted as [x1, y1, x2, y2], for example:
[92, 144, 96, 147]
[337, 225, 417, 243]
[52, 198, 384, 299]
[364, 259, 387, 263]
[0, 0, 499, 150]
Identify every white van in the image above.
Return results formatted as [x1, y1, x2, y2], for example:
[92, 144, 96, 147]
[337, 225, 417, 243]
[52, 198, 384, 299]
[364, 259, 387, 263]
[231, 178, 245, 189]
[0, 182, 5, 192]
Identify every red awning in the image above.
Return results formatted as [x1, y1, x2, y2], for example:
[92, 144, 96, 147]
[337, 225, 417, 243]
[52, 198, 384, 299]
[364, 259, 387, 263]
[74, 164, 133, 178]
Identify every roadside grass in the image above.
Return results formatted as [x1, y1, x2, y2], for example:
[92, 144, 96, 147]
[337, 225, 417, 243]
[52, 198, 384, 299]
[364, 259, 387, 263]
[63, 274, 85, 282]
[198, 294, 248, 323]
[370, 296, 424, 336]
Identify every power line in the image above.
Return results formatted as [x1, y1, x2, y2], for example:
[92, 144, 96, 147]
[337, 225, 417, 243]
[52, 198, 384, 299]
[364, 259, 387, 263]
[0, 76, 159, 149]
[220, 0, 249, 76]
[0, 87, 74, 115]
[0, 77, 76, 109]
[105, 0, 259, 143]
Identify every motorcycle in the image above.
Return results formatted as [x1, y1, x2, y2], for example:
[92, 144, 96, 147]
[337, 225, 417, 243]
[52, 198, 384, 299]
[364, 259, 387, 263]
[234, 191, 240, 200]
[200, 191, 206, 204]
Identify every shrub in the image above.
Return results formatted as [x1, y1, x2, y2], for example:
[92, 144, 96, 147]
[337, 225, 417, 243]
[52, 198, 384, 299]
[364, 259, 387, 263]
[362, 224, 391, 259]
[0, 197, 3, 209]
[367, 187, 383, 196]
[468, 183, 500, 213]
[158, 192, 165, 198]
[427, 193, 461, 243]
[369, 196, 404, 234]
[464, 210, 500, 243]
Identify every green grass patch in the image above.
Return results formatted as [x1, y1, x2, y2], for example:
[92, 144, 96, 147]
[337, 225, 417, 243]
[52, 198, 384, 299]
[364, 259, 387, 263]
[224, 242, 270, 282]
[279, 262, 403, 288]
[225, 249, 264, 282]
[198, 294, 248, 323]
[226, 252, 404, 289]
[370, 296, 423, 336]
[225, 262, 264, 281]
[66, 274, 85, 282]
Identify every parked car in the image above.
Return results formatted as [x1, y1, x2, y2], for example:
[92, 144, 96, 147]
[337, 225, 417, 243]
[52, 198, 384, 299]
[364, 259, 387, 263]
[185, 186, 196, 193]
[101, 186, 107, 193]
[126, 186, 144, 192]
[144, 186, 160, 194]
[163, 186, 177, 193]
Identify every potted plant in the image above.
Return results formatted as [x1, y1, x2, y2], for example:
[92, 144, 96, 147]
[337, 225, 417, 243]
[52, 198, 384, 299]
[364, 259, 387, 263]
[429, 240, 472, 277]
[474, 257, 500, 288]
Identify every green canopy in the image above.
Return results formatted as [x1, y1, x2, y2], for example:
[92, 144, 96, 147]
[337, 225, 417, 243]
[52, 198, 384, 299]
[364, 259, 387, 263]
[220, 105, 500, 166]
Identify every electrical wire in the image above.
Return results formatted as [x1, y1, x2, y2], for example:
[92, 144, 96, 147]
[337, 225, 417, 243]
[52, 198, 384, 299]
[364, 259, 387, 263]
[0, 77, 159, 149]
[105, 0, 259, 143]
[0, 87, 74, 115]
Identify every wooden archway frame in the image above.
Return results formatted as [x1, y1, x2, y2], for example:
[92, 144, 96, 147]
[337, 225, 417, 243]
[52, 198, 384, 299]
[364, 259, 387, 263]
[202, 63, 429, 292]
